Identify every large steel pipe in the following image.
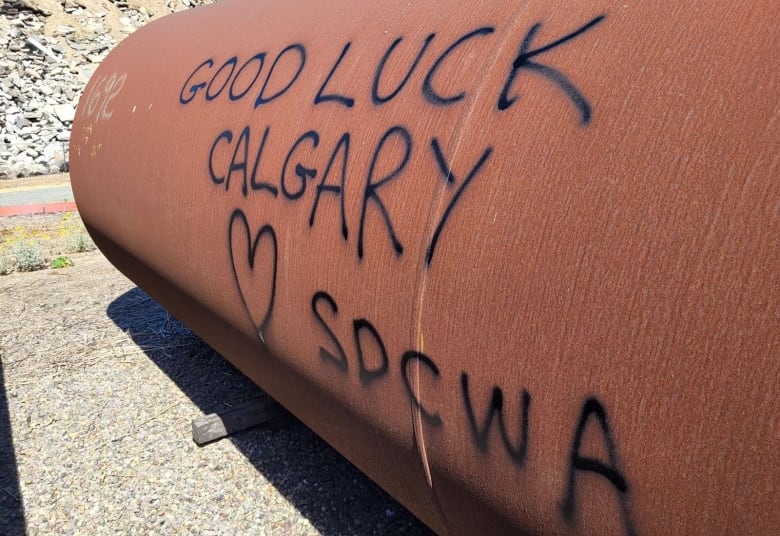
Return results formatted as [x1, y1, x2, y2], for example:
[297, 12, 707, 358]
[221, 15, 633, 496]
[70, 1, 779, 534]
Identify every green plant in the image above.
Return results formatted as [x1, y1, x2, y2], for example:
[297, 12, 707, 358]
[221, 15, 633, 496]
[69, 232, 95, 253]
[55, 212, 93, 253]
[51, 255, 74, 269]
[11, 241, 45, 272]
[0, 254, 9, 276]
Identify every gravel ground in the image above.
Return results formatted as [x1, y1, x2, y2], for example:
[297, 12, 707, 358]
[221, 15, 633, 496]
[0, 220, 434, 535]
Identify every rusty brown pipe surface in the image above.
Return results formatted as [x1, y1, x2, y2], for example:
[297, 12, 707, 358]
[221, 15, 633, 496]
[69, 1, 778, 534]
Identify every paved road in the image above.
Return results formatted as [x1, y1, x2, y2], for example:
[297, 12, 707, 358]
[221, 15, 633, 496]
[0, 184, 74, 207]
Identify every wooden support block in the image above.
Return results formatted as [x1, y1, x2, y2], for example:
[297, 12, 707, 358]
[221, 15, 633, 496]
[192, 397, 288, 446]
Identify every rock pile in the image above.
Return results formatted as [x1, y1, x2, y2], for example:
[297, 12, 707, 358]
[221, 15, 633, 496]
[0, 0, 214, 179]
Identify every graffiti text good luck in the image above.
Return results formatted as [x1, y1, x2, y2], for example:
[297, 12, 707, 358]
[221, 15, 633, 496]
[180, 16, 605, 124]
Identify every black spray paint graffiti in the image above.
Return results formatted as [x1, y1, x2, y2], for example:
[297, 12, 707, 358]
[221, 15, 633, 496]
[228, 208, 277, 343]
[309, 288, 637, 532]
[498, 15, 606, 123]
[181, 15, 605, 119]
[197, 15, 605, 266]
[209, 124, 495, 266]
[560, 398, 638, 536]
[461, 373, 531, 465]
[208, 14, 636, 533]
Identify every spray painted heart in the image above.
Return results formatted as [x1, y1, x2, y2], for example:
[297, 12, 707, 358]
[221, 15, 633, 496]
[228, 208, 277, 343]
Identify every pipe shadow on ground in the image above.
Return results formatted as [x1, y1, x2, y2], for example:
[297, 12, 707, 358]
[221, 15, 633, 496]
[0, 359, 26, 535]
[107, 287, 434, 536]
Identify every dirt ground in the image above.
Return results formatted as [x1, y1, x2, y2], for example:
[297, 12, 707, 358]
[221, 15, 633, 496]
[0, 174, 70, 191]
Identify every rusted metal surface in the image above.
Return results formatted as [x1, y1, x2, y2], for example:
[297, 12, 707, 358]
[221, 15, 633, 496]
[70, 1, 779, 534]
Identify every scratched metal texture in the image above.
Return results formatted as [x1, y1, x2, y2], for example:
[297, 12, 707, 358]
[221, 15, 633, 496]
[70, 1, 780, 534]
